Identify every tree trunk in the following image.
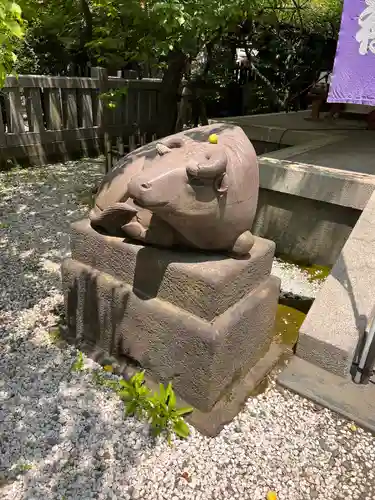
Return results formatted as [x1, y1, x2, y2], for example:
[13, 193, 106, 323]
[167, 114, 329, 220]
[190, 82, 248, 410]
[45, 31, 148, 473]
[159, 50, 187, 137]
[75, 0, 93, 75]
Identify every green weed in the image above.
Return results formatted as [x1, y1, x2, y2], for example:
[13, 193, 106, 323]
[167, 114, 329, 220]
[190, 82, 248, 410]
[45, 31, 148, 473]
[47, 327, 62, 344]
[18, 463, 33, 472]
[93, 370, 192, 443]
[71, 351, 85, 372]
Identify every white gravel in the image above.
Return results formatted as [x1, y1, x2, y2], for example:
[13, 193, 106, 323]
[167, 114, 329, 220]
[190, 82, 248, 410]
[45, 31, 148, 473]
[1, 158, 375, 500]
[272, 259, 325, 299]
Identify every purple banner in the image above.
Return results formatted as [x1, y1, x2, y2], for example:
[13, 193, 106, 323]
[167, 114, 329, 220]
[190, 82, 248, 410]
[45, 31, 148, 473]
[328, 0, 375, 105]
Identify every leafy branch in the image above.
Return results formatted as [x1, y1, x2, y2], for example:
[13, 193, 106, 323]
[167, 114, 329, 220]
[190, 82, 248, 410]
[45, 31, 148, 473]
[100, 86, 128, 109]
[0, 0, 24, 86]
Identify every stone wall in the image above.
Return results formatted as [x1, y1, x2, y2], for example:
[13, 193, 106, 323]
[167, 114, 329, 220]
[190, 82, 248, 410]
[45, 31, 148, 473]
[253, 158, 375, 266]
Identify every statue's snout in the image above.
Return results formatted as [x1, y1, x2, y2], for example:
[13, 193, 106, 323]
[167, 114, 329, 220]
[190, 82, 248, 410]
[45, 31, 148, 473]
[127, 176, 147, 201]
[128, 172, 173, 209]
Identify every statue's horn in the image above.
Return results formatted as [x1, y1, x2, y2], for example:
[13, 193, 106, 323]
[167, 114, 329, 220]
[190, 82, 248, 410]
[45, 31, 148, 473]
[186, 147, 227, 178]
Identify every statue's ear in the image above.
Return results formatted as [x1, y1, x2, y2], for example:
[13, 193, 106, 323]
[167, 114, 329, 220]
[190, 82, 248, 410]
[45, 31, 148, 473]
[156, 143, 172, 156]
[214, 173, 229, 194]
[157, 136, 185, 155]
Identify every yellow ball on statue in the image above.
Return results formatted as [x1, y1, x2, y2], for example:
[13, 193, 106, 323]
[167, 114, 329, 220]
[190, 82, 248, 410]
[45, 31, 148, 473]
[208, 133, 218, 144]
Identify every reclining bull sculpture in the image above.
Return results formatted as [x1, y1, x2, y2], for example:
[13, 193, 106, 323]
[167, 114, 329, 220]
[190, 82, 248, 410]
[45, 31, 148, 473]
[89, 124, 259, 256]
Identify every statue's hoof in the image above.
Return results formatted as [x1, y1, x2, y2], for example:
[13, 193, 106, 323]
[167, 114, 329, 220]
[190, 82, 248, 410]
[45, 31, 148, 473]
[231, 231, 255, 256]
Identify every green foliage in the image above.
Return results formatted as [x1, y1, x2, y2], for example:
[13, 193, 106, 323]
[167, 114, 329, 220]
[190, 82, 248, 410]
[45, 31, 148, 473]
[0, 0, 24, 86]
[16, 0, 343, 74]
[147, 382, 192, 442]
[5, 0, 343, 117]
[14, 0, 343, 68]
[100, 87, 128, 109]
[117, 370, 152, 419]
[47, 326, 62, 344]
[89, 0, 238, 64]
[71, 350, 85, 372]
[18, 462, 33, 472]
[94, 369, 193, 442]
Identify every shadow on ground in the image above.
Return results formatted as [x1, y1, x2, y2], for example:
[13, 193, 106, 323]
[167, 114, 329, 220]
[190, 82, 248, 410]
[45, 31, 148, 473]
[0, 330, 152, 499]
[0, 158, 161, 499]
[0, 158, 104, 313]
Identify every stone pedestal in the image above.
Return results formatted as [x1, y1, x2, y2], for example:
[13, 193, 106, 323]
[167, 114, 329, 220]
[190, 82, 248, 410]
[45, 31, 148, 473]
[62, 219, 281, 434]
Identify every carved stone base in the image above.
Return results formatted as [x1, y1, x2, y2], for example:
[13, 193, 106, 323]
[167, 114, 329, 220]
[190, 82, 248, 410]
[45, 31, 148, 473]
[61, 219, 280, 430]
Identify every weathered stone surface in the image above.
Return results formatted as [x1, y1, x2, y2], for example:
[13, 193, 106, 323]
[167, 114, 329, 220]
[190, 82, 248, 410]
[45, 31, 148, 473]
[70, 218, 276, 322]
[278, 357, 375, 434]
[69, 336, 288, 437]
[253, 156, 375, 266]
[63, 120, 280, 429]
[89, 123, 259, 256]
[296, 190, 375, 377]
[62, 249, 280, 412]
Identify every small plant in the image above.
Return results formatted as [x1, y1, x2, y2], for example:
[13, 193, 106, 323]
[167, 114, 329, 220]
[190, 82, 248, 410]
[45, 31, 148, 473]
[117, 370, 152, 419]
[93, 369, 192, 442]
[147, 382, 192, 443]
[71, 351, 84, 372]
[18, 463, 33, 472]
[47, 327, 61, 344]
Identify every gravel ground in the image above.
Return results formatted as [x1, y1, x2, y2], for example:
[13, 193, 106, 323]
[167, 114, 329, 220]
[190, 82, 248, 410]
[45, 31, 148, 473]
[1, 159, 375, 500]
[271, 259, 324, 299]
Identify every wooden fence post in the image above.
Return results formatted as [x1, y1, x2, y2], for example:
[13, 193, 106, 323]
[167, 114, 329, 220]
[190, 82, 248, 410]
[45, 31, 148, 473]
[24, 88, 45, 132]
[0, 96, 6, 146]
[91, 66, 111, 172]
[44, 88, 63, 130]
[6, 86, 25, 133]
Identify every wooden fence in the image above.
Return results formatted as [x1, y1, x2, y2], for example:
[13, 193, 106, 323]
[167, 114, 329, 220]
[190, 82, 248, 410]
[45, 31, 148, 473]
[0, 67, 163, 168]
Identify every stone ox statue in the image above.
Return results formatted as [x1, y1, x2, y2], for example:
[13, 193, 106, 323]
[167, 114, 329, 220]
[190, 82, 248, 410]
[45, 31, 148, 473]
[90, 124, 259, 256]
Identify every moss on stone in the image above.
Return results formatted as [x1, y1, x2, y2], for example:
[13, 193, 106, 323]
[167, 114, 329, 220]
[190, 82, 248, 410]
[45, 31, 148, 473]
[274, 304, 306, 347]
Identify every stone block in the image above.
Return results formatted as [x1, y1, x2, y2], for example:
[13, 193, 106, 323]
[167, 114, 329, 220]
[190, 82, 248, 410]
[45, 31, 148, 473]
[62, 221, 280, 414]
[70, 218, 276, 321]
[278, 357, 375, 434]
[296, 190, 375, 377]
[71, 337, 287, 437]
[62, 257, 280, 412]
